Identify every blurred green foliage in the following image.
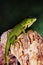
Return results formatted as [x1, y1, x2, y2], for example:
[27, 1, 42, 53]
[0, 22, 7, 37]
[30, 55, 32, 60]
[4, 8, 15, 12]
[0, 1, 43, 36]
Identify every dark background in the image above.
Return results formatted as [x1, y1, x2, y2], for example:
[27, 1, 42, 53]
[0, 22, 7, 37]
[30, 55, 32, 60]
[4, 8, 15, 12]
[0, 0, 43, 36]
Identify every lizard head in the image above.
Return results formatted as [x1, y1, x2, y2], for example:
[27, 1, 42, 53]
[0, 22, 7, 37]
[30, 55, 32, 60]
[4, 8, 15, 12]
[21, 18, 37, 29]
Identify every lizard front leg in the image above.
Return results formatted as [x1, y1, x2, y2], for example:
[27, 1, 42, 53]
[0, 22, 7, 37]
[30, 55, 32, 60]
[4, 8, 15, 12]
[22, 28, 26, 34]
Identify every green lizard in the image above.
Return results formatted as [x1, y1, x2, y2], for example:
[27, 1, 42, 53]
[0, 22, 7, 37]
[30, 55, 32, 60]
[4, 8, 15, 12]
[5, 18, 37, 65]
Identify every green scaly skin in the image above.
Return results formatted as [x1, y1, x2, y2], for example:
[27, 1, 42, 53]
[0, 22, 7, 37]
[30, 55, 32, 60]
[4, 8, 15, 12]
[5, 18, 37, 65]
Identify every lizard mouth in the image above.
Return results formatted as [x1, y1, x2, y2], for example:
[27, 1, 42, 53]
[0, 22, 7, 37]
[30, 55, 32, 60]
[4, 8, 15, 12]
[27, 23, 33, 28]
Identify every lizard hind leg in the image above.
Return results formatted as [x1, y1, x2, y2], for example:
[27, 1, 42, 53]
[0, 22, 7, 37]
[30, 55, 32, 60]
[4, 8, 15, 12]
[10, 35, 17, 45]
